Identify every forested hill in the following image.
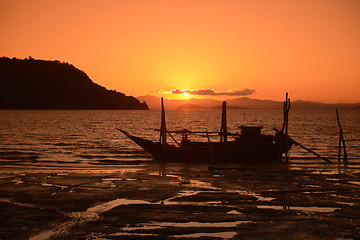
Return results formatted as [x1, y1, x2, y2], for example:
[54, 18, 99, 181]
[0, 57, 148, 110]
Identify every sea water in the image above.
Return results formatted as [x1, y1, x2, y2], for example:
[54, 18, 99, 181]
[0, 109, 359, 169]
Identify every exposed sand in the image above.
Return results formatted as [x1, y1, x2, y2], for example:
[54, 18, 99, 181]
[1, 162, 360, 240]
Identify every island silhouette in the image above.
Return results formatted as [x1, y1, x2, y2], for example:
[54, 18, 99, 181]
[0, 57, 148, 110]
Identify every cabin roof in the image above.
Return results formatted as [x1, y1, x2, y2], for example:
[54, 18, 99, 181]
[238, 125, 263, 129]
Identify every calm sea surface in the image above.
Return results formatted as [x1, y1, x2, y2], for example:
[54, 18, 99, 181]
[1, 109, 359, 169]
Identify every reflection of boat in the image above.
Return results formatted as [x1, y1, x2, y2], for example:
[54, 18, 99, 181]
[119, 98, 292, 163]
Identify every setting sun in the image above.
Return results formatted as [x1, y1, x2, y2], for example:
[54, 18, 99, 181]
[183, 92, 189, 98]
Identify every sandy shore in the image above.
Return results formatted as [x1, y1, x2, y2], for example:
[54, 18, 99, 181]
[1, 162, 360, 240]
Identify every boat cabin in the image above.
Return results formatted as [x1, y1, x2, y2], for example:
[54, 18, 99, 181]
[235, 126, 273, 145]
[239, 126, 263, 136]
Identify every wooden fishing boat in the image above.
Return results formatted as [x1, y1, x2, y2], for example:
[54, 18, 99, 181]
[119, 127, 291, 163]
[118, 97, 293, 164]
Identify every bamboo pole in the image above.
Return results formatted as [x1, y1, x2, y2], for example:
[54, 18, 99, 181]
[336, 109, 348, 163]
[343, 133, 348, 162]
[154, 129, 232, 135]
[273, 128, 332, 163]
[338, 131, 342, 163]
[292, 140, 332, 163]
[281, 93, 291, 162]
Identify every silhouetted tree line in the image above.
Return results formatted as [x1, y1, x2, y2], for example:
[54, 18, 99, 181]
[0, 57, 148, 110]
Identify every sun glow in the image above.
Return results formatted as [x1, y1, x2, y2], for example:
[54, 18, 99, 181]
[183, 92, 190, 97]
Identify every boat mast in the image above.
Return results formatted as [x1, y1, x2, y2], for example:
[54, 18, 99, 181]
[282, 93, 290, 162]
[160, 97, 167, 160]
[220, 101, 227, 143]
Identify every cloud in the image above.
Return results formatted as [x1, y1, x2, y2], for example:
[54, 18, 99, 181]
[188, 89, 218, 95]
[158, 88, 255, 96]
[220, 88, 255, 96]
[171, 89, 183, 94]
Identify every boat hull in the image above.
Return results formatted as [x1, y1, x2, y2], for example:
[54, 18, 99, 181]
[119, 129, 291, 164]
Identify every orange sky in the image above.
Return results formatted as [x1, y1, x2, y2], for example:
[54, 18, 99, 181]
[1, 0, 359, 103]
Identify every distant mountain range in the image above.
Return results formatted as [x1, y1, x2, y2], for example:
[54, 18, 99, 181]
[176, 103, 245, 110]
[0, 57, 148, 110]
[138, 95, 360, 110]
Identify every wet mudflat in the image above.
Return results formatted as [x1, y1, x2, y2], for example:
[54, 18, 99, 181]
[1, 162, 360, 240]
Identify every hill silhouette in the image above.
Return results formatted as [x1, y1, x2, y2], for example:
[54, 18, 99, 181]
[138, 95, 360, 110]
[176, 103, 246, 110]
[176, 103, 209, 109]
[0, 57, 148, 110]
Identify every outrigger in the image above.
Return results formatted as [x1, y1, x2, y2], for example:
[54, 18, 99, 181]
[118, 94, 294, 164]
